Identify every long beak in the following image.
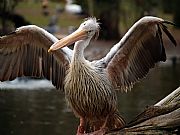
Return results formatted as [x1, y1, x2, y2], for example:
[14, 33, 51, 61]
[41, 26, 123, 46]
[48, 29, 87, 52]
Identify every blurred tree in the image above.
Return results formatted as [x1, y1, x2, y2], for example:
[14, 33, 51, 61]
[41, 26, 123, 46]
[94, 0, 120, 40]
[161, 0, 173, 13]
[0, 0, 26, 35]
[75, 0, 90, 16]
[0, 0, 17, 34]
[173, 0, 180, 28]
[75, 0, 120, 40]
[0, 0, 32, 35]
[120, 0, 161, 33]
[134, 0, 159, 16]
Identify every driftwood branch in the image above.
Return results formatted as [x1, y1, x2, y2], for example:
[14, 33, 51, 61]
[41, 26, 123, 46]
[107, 87, 180, 135]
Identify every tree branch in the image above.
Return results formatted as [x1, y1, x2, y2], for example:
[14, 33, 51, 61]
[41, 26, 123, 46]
[107, 86, 180, 135]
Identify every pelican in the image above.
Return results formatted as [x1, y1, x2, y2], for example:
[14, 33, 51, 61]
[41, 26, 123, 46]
[0, 16, 176, 134]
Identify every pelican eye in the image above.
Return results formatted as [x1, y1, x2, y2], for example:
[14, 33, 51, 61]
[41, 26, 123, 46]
[88, 30, 92, 33]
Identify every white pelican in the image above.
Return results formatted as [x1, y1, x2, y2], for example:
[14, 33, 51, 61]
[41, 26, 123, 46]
[0, 16, 176, 134]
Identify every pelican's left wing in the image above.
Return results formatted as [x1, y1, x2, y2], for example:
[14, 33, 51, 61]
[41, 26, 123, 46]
[0, 25, 73, 90]
[93, 16, 176, 92]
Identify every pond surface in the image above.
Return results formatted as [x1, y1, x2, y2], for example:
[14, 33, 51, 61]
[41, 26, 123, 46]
[0, 63, 180, 135]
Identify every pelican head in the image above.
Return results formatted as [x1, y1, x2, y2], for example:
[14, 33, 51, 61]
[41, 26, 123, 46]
[48, 17, 100, 52]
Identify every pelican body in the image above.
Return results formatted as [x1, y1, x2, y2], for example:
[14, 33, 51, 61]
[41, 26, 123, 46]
[65, 53, 117, 122]
[49, 18, 124, 132]
[0, 16, 176, 134]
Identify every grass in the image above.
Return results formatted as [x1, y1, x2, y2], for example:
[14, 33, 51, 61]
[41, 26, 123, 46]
[15, 1, 83, 29]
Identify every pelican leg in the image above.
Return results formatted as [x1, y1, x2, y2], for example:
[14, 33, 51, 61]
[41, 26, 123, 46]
[87, 116, 109, 135]
[77, 117, 86, 135]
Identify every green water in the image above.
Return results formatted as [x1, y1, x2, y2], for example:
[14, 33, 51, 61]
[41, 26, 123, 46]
[0, 64, 180, 135]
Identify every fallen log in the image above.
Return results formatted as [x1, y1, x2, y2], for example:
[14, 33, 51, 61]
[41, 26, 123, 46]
[107, 87, 180, 135]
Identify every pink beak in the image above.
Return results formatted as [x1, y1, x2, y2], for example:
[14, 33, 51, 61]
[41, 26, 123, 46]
[48, 29, 87, 52]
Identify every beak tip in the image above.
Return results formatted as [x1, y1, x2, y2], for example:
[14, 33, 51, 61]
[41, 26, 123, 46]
[48, 48, 52, 53]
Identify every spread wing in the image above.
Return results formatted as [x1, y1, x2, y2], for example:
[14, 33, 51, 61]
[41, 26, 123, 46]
[94, 16, 177, 92]
[0, 25, 73, 90]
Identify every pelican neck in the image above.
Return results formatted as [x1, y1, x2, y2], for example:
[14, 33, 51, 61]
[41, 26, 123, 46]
[72, 39, 91, 62]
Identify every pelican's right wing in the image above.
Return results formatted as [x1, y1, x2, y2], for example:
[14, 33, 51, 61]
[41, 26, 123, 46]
[0, 25, 73, 90]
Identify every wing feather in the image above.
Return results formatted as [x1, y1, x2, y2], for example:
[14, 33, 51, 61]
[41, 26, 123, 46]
[0, 25, 72, 90]
[94, 16, 176, 92]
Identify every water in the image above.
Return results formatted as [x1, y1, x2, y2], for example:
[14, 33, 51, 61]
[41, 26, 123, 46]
[0, 63, 180, 135]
